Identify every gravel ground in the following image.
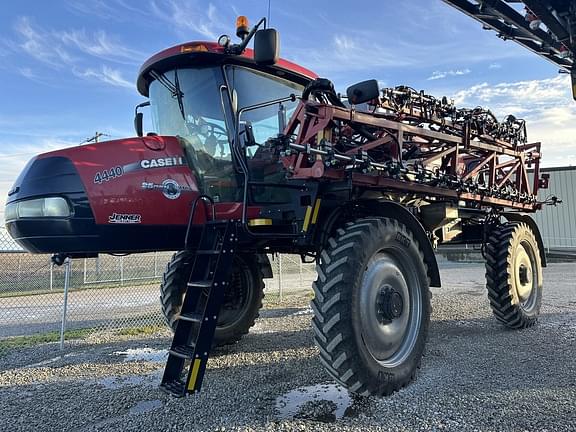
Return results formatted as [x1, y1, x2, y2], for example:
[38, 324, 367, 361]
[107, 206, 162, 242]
[1, 261, 576, 431]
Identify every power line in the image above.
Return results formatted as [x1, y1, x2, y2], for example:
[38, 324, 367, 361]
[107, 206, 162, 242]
[80, 132, 109, 145]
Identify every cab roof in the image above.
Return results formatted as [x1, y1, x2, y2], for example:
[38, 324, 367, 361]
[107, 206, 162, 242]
[137, 41, 318, 97]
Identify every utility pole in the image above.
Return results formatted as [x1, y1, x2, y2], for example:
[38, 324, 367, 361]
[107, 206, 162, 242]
[80, 132, 109, 145]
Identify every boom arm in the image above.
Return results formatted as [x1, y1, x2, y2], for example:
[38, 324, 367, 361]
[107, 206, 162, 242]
[274, 80, 547, 211]
[442, 0, 576, 97]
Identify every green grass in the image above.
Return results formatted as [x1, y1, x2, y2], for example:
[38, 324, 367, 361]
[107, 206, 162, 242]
[0, 328, 95, 355]
[0, 324, 167, 357]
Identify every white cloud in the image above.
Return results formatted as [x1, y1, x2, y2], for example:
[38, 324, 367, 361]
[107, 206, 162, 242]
[330, 35, 416, 69]
[66, 0, 229, 40]
[450, 75, 576, 167]
[149, 0, 227, 40]
[59, 29, 145, 65]
[287, 26, 528, 80]
[11, 16, 137, 90]
[489, 63, 502, 69]
[17, 67, 35, 80]
[428, 69, 471, 80]
[452, 75, 568, 108]
[334, 35, 355, 52]
[14, 67, 58, 87]
[293, 34, 415, 76]
[66, 0, 142, 21]
[72, 65, 133, 88]
[14, 16, 73, 68]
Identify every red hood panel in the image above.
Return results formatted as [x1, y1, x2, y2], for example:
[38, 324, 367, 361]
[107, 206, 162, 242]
[37, 135, 259, 226]
[40, 136, 198, 225]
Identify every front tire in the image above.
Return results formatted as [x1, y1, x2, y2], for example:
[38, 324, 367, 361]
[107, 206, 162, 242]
[485, 222, 543, 328]
[311, 217, 431, 396]
[160, 251, 264, 346]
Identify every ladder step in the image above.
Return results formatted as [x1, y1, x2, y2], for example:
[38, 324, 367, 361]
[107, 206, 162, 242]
[187, 281, 212, 289]
[178, 312, 203, 323]
[160, 379, 186, 397]
[161, 219, 236, 396]
[195, 249, 220, 255]
[169, 345, 196, 359]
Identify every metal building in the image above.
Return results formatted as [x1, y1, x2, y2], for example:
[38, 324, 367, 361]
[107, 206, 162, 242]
[533, 166, 576, 249]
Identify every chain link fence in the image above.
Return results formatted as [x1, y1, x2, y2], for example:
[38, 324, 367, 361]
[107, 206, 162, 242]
[0, 227, 316, 356]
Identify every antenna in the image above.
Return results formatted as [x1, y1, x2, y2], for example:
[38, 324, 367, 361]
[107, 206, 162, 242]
[267, 0, 271, 26]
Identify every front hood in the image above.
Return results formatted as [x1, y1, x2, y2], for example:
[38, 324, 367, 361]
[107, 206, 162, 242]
[23, 135, 198, 226]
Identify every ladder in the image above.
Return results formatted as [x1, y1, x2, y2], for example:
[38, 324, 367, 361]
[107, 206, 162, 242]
[160, 219, 237, 397]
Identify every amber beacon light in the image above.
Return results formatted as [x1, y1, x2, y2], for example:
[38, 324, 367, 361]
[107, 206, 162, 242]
[236, 16, 249, 39]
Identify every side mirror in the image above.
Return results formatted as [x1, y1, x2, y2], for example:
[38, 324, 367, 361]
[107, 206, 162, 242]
[346, 79, 380, 105]
[239, 121, 257, 147]
[254, 28, 279, 65]
[134, 101, 150, 137]
[134, 112, 144, 137]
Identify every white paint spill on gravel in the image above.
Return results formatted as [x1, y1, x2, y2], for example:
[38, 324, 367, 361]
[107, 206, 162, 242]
[113, 348, 168, 363]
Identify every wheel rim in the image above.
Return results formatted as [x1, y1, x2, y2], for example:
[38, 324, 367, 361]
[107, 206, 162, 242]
[216, 261, 252, 329]
[513, 240, 538, 312]
[358, 250, 422, 368]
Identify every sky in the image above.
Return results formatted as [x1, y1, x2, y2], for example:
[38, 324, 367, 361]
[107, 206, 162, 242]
[1, 0, 575, 225]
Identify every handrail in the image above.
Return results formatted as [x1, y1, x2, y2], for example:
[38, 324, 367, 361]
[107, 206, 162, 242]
[185, 195, 216, 249]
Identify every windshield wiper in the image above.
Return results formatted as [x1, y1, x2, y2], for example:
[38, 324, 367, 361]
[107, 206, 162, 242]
[173, 70, 185, 121]
[149, 70, 186, 120]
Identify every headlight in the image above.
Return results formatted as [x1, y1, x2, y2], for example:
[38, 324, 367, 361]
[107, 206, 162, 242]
[5, 197, 71, 221]
[18, 199, 44, 218]
[42, 197, 71, 217]
[5, 202, 18, 221]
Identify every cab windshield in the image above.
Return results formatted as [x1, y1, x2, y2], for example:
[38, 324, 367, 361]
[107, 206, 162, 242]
[148, 65, 304, 203]
[149, 67, 236, 201]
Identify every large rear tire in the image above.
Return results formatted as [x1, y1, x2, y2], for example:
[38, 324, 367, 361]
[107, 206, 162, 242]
[485, 222, 543, 329]
[311, 217, 431, 396]
[160, 251, 264, 346]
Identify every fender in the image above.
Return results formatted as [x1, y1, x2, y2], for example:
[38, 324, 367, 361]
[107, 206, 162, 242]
[317, 200, 441, 288]
[360, 200, 441, 287]
[503, 213, 547, 267]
